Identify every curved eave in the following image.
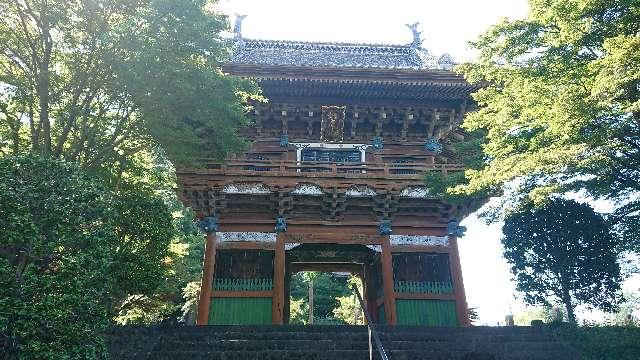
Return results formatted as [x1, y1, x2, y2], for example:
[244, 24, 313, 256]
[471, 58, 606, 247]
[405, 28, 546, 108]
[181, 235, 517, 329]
[223, 63, 470, 84]
[260, 79, 477, 102]
[223, 64, 479, 103]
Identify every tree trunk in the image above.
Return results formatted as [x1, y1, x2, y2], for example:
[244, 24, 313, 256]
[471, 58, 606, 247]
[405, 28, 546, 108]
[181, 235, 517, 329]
[560, 284, 576, 324]
[38, 2, 52, 156]
[38, 71, 50, 155]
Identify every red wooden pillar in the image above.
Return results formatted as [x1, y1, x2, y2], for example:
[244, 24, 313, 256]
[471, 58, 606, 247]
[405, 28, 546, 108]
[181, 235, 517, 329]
[196, 230, 217, 325]
[272, 234, 286, 324]
[381, 236, 397, 325]
[449, 235, 470, 326]
[364, 263, 377, 323]
[283, 261, 291, 324]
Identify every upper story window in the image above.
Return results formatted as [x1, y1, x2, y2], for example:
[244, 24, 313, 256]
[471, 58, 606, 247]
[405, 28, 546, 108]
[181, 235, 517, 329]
[293, 143, 367, 163]
[301, 148, 361, 163]
[293, 143, 367, 173]
[390, 158, 418, 175]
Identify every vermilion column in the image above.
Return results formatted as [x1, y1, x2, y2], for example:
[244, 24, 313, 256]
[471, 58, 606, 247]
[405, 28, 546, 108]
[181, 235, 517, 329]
[272, 234, 286, 324]
[381, 235, 397, 325]
[196, 220, 218, 325]
[449, 235, 470, 326]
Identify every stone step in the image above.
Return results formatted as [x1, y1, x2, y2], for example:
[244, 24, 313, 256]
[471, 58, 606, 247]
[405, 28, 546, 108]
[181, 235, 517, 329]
[112, 348, 579, 360]
[151, 339, 373, 351]
[107, 325, 556, 334]
[116, 328, 557, 341]
[116, 334, 557, 346]
[143, 338, 569, 352]
[106, 325, 579, 360]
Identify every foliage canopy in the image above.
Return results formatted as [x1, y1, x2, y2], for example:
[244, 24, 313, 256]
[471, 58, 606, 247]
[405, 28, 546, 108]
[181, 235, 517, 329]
[456, 0, 640, 251]
[0, 0, 253, 358]
[0, 0, 258, 165]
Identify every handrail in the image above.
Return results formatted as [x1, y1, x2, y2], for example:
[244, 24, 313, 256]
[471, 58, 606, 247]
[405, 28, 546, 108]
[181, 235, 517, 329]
[350, 283, 390, 360]
[183, 159, 464, 178]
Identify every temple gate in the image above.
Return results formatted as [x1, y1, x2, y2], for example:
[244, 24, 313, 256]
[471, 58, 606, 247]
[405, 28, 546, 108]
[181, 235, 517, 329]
[176, 20, 481, 327]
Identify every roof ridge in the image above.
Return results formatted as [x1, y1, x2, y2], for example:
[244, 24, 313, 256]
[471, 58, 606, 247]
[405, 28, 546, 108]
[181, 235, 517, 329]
[231, 36, 445, 70]
[241, 37, 414, 50]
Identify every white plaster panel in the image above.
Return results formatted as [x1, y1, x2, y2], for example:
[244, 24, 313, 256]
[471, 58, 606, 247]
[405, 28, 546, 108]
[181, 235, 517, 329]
[222, 182, 271, 194]
[345, 185, 377, 197]
[216, 232, 277, 243]
[399, 186, 430, 198]
[291, 183, 324, 196]
[389, 235, 449, 247]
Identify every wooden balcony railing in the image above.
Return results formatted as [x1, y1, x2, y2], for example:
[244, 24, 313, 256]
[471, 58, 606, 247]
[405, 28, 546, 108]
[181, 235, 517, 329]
[184, 160, 464, 180]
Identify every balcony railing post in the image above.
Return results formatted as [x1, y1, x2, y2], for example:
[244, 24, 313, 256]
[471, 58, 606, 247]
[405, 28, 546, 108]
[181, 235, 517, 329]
[203, 159, 462, 181]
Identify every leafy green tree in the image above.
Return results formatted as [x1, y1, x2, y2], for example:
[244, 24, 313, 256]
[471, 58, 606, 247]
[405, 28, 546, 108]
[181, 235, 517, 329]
[0, 0, 257, 165]
[332, 276, 364, 325]
[0, 156, 114, 359]
[0, 155, 183, 357]
[108, 183, 175, 320]
[455, 0, 640, 251]
[290, 272, 351, 321]
[424, 129, 490, 204]
[502, 198, 622, 324]
[288, 298, 309, 325]
[467, 306, 480, 325]
[114, 204, 207, 325]
[0, 0, 251, 327]
[606, 292, 640, 326]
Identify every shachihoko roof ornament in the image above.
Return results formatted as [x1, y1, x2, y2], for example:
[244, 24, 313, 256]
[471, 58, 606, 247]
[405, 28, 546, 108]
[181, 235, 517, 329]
[233, 13, 247, 39]
[230, 16, 453, 70]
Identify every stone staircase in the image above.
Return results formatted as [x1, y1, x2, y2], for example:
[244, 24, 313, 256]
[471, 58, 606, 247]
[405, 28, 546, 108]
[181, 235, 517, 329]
[106, 325, 580, 360]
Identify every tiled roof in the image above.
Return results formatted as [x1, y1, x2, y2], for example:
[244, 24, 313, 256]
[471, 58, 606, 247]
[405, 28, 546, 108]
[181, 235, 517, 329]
[255, 77, 478, 102]
[230, 38, 454, 70]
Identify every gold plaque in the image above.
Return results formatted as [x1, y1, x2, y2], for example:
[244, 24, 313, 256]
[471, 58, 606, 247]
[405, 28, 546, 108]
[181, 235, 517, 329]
[320, 105, 346, 142]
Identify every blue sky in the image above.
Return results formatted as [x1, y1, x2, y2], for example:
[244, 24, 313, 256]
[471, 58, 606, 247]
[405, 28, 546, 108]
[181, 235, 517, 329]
[217, 0, 639, 324]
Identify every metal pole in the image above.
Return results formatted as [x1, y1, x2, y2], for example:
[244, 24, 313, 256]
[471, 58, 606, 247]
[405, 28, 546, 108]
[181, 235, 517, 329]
[368, 327, 373, 360]
[308, 279, 314, 325]
[351, 283, 390, 360]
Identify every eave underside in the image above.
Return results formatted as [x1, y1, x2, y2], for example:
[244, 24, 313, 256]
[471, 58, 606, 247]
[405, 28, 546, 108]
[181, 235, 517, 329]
[224, 64, 479, 104]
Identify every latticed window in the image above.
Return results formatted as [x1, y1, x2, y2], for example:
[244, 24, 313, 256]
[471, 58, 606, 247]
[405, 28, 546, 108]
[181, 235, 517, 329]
[301, 149, 361, 163]
[390, 158, 417, 175]
[301, 148, 362, 173]
[245, 154, 270, 172]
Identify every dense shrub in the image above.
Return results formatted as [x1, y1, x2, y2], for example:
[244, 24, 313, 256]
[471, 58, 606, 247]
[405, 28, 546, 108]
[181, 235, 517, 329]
[0, 156, 114, 359]
[555, 325, 640, 360]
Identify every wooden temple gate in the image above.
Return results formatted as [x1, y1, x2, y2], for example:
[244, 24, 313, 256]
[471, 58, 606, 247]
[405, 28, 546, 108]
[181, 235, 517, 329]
[177, 19, 481, 327]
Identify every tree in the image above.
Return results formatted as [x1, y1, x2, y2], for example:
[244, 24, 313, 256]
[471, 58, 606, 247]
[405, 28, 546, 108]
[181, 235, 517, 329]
[454, 0, 640, 252]
[108, 183, 175, 320]
[606, 292, 640, 326]
[290, 272, 351, 321]
[332, 276, 364, 325]
[501, 198, 622, 324]
[467, 307, 480, 325]
[0, 156, 115, 358]
[288, 298, 308, 325]
[0, 0, 254, 327]
[0, 0, 257, 166]
[113, 204, 208, 325]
